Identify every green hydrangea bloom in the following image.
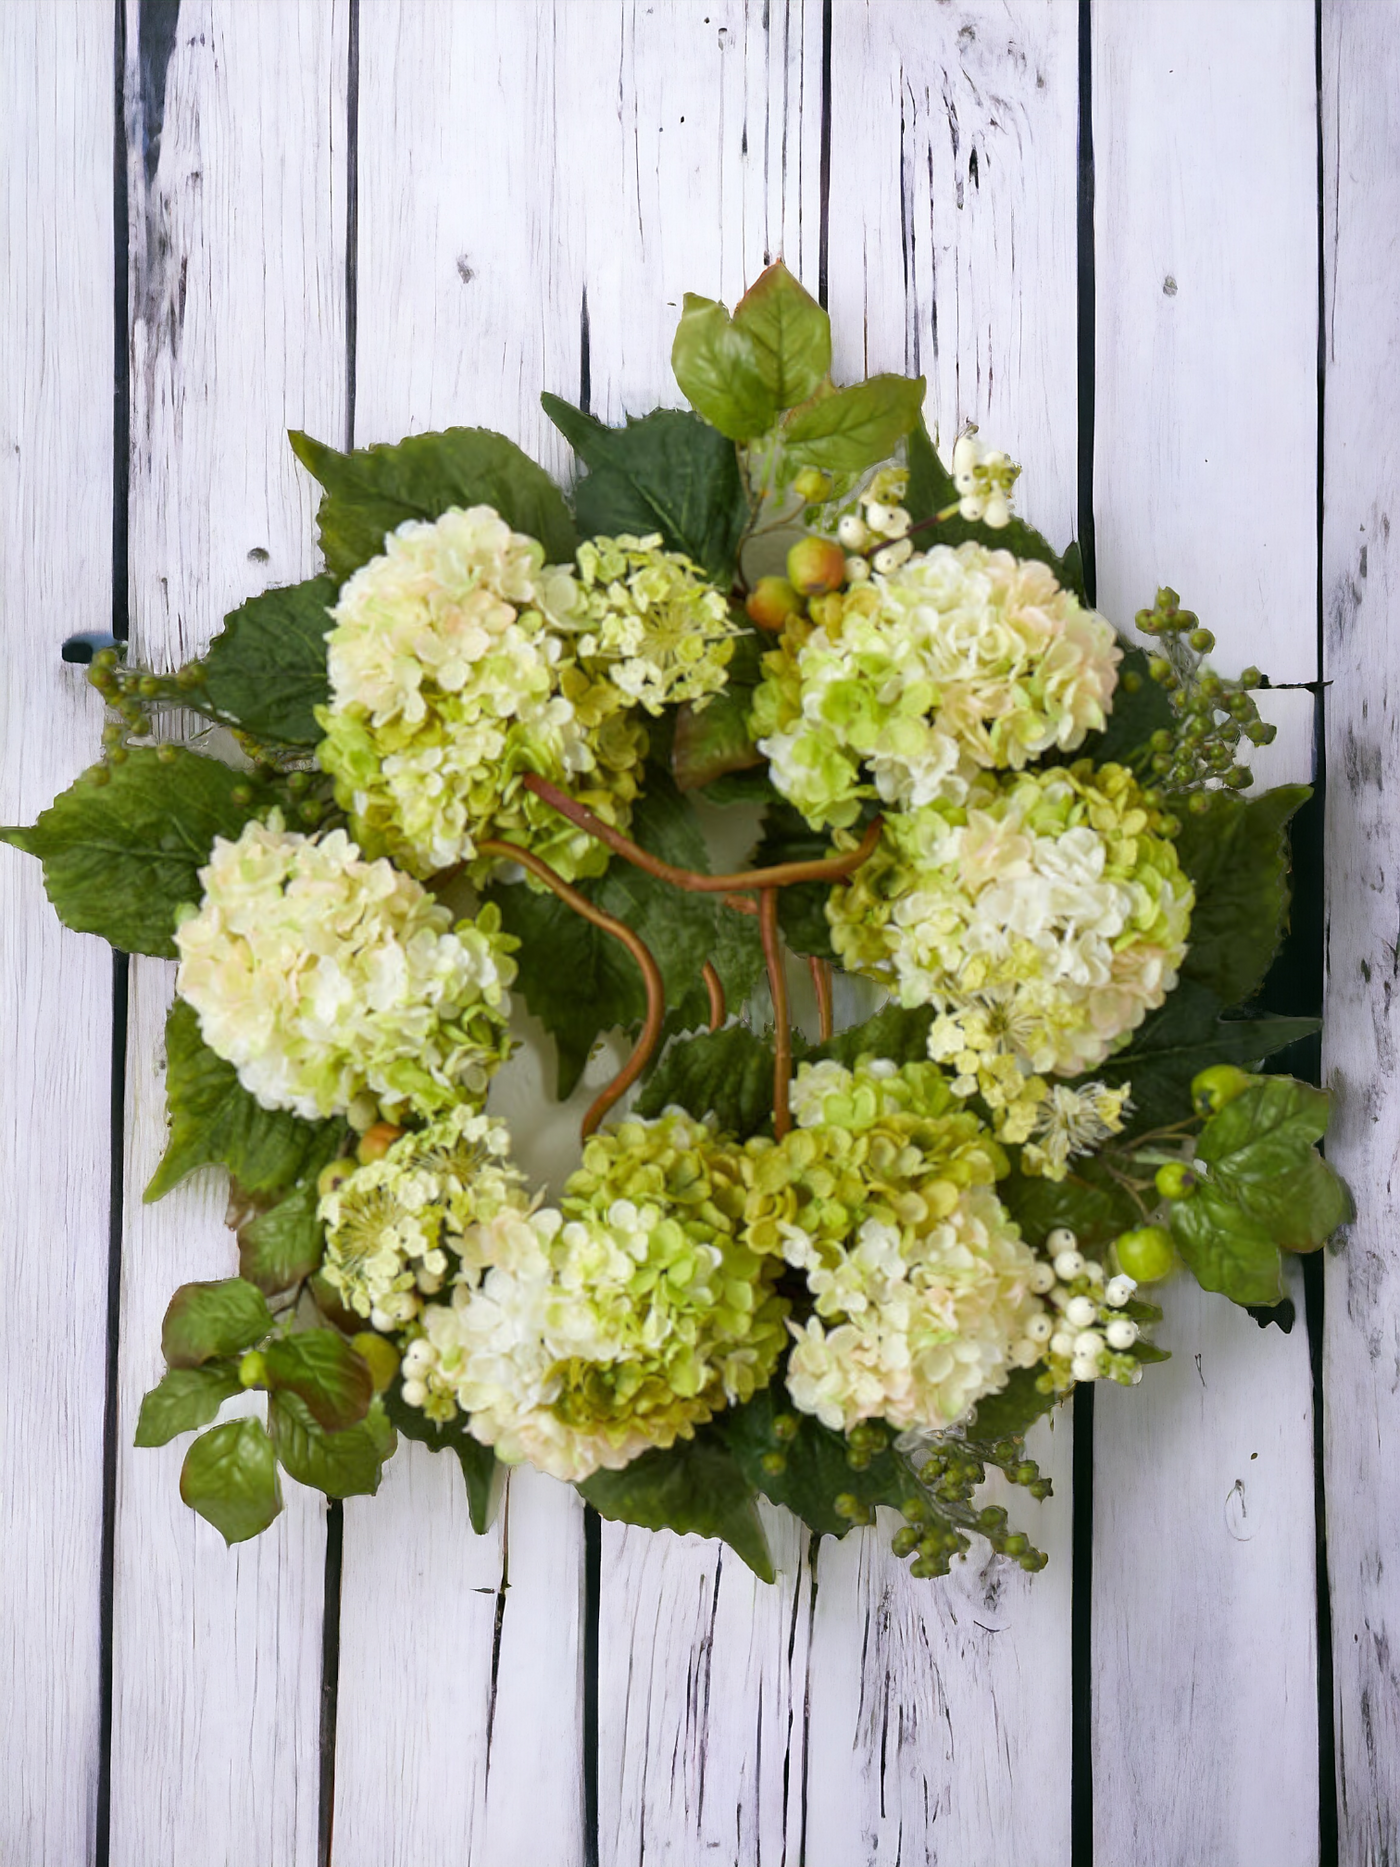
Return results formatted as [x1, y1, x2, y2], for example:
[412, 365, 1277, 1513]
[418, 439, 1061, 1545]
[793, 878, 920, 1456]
[571, 534, 738, 714]
[827, 761, 1194, 1086]
[316, 504, 647, 882]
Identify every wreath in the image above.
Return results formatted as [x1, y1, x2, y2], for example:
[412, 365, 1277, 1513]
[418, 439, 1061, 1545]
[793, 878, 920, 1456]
[5, 263, 1349, 1582]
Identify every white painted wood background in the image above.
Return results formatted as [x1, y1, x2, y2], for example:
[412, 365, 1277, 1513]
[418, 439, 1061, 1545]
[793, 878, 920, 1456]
[0, 1, 1393, 1862]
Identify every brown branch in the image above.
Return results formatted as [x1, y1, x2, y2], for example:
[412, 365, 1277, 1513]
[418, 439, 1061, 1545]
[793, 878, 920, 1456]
[478, 839, 666, 1139]
[760, 889, 792, 1140]
[522, 772, 883, 892]
[702, 962, 725, 1032]
[808, 956, 833, 1043]
[721, 892, 760, 916]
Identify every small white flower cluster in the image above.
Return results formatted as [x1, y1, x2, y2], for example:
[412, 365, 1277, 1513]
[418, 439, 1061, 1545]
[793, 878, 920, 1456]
[782, 1192, 1051, 1435]
[834, 466, 916, 584]
[950, 427, 1020, 528]
[174, 814, 516, 1125]
[1035, 1226, 1143, 1388]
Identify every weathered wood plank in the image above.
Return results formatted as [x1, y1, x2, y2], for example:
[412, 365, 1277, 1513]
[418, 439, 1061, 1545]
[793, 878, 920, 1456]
[802, 7, 1080, 1860]
[0, 5, 114, 1859]
[1321, 6, 1400, 1859]
[107, 7, 350, 1863]
[1090, 4, 1320, 1860]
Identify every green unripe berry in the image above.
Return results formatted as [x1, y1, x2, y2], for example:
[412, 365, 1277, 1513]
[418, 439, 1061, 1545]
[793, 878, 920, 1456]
[1188, 791, 1212, 815]
[350, 1332, 400, 1395]
[317, 1158, 357, 1199]
[230, 784, 253, 807]
[156, 743, 177, 764]
[786, 535, 848, 598]
[1122, 670, 1143, 694]
[792, 467, 834, 502]
[1154, 1161, 1198, 1200]
[238, 1350, 268, 1389]
[771, 1412, 800, 1443]
[1192, 1063, 1253, 1116]
[746, 575, 805, 632]
[760, 1451, 788, 1477]
[1003, 1533, 1031, 1558]
[1188, 628, 1215, 653]
[1239, 665, 1262, 688]
[891, 1526, 920, 1558]
[1149, 728, 1173, 752]
[1114, 1225, 1177, 1284]
[1225, 765, 1253, 789]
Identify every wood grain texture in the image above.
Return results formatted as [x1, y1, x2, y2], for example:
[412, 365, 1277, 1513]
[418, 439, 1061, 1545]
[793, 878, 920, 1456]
[0, 5, 114, 1860]
[1321, 7, 1400, 1859]
[1092, 0, 1318, 681]
[108, 7, 349, 1863]
[1090, 4, 1321, 1860]
[808, 8, 1079, 1859]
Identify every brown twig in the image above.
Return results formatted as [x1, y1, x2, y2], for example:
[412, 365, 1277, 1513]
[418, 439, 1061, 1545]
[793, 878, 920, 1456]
[702, 962, 725, 1032]
[808, 956, 834, 1043]
[721, 892, 760, 916]
[522, 772, 883, 892]
[478, 838, 666, 1139]
[760, 889, 792, 1140]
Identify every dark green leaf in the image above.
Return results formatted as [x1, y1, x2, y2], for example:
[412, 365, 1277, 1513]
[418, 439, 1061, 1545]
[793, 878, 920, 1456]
[238, 1183, 325, 1295]
[670, 294, 778, 441]
[578, 1436, 775, 1581]
[0, 749, 268, 958]
[268, 1391, 395, 1500]
[134, 1363, 243, 1447]
[380, 1383, 503, 1533]
[161, 1278, 272, 1370]
[1172, 785, 1310, 1007]
[967, 1368, 1058, 1441]
[731, 263, 831, 412]
[700, 768, 778, 807]
[197, 577, 337, 746]
[809, 1003, 935, 1069]
[263, 1330, 374, 1432]
[1081, 646, 1174, 766]
[783, 375, 926, 478]
[1169, 1185, 1287, 1306]
[637, 1025, 778, 1138]
[146, 999, 338, 1201]
[671, 691, 764, 790]
[751, 799, 840, 959]
[1000, 1155, 1142, 1255]
[1195, 1077, 1351, 1250]
[722, 1391, 906, 1539]
[1094, 979, 1320, 1134]
[180, 1417, 283, 1544]
[288, 427, 577, 582]
[541, 398, 748, 585]
[904, 418, 1085, 596]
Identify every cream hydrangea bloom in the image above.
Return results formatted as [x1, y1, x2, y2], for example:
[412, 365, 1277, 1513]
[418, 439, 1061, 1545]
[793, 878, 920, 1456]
[317, 504, 646, 881]
[747, 1059, 1046, 1433]
[750, 541, 1121, 830]
[827, 763, 1193, 1089]
[405, 1113, 788, 1481]
[174, 815, 516, 1124]
[570, 534, 738, 714]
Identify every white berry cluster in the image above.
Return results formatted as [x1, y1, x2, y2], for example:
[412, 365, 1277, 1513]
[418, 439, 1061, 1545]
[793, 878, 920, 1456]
[1032, 1226, 1145, 1389]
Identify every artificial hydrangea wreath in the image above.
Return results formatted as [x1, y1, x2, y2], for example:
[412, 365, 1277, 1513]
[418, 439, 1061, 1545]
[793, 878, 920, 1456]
[5, 264, 1350, 1582]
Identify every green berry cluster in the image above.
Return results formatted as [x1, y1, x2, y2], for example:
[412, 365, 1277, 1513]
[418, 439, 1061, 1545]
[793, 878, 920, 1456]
[1135, 586, 1275, 801]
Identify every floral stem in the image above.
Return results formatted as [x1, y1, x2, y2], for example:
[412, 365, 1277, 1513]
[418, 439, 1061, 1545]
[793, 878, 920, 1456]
[760, 889, 792, 1140]
[808, 955, 833, 1042]
[477, 838, 666, 1139]
[521, 772, 883, 891]
[721, 892, 760, 916]
[703, 962, 725, 1032]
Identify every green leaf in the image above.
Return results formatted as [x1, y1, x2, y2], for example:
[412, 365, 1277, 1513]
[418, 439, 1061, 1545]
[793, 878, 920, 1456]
[0, 749, 267, 958]
[637, 1025, 778, 1138]
[670, 294, 779, 442]
[782, 375, 926, 478]
[810, 1002, 935, 1069]
[1172, 786, 1310, 1007]
[238, 1183, 325, 1295]
[904, 418, 1085, 597]
[199, 577, 337, 746]
[722, 1391, 906, 1539]
[1000, 1156, 1142, 1255]
[731, 263, 831, 412]
[288, 427, 577, 583]
[180, 1417, 283, 1544]
[578, 1436, 775, 1581]
[134, 1363, 243, 1447]
[161, 1278, 272, 1370]
[146, 999, 338, 1202]
[263, 1330, 374, 1432]
[380, 1383, 502, 1532]
[1169, 1185, 1289, 1306]
[541, 398, 748, 585]
[751, 800, 840, 959]
[967, 1368, 1058, 1441]
[1093, 979, 1320, 1134]
[1195, 1078, 1351, 1250]
[268, 1390, 395, 1499]
[671, 691, 764, 790]
[1082, 646, 1174, 765]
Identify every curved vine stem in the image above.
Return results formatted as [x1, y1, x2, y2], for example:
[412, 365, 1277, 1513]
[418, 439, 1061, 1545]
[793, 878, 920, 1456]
[521, 772, 883, 891]
[760, 889, 792, 1139]
[477, 838, 666, 1139]
[808, 956, 833, 1042]
[702, 961, 725, 1032]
